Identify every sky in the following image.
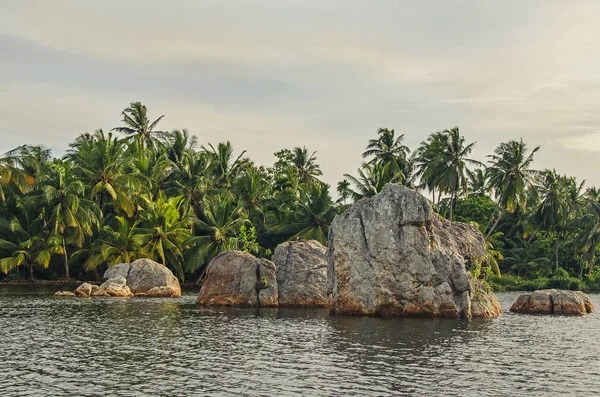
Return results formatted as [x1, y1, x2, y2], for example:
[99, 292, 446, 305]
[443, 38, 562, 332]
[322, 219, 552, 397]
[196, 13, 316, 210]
[2, 0, 600, 189]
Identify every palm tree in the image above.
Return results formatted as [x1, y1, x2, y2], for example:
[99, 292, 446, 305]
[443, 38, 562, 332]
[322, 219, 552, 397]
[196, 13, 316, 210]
[202, 141, 248, 188]
[336, 179, 351, 204]
[38, 160, 100, 279]
[362, 128, 410, 179]
[413, 131, 447, 203]
[468, 168, 490, 198]
[234, 169, 271, 228]
[0, 201, 62, 279]
[67, 130, 143, 217]
[271, 183, 336, 244]
[77, 216, 145, 271]
[503, 246, 551, 278]
[433, 127, 482, 221]
[344, 162, 403, 201]
[163, 128, 198, 168]
[191, 194, 247, 273]
[574, 187, 600, 276]
[137, 193, 197, 280]
[112, 102, 165, 151]
[531, 170, 578, 270]
[485, 139, 540, 238]
[0, 146, 36, 204]
[167, 151, 213, 216]
[292, 146, 323, 184]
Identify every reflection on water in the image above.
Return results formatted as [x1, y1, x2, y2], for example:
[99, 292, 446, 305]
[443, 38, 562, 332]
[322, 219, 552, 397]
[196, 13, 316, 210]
[0, 286, 599, 396]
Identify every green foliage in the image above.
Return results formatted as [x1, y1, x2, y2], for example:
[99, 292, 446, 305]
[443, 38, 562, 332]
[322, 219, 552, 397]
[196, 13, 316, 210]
[3, 102, 600, 288]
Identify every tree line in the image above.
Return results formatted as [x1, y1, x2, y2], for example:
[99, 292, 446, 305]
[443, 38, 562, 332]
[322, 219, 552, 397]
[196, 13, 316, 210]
[1, 102, 599, 290]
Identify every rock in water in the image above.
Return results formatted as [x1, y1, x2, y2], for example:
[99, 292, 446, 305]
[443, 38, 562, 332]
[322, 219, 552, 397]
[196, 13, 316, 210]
[196, 251, 278, 307]
[510, 289, 594, 315]
[273, 240, 328, 307]
[54, 291, 75, 297]
[326, 183, 501, 318]
[126, 258, 181, 297]
[75, 283, 93, 297]
[93, 276, 133, 298]
[103, 263, 130, 281]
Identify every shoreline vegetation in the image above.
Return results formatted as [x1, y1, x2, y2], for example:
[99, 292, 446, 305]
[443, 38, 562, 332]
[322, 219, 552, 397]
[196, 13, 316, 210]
[1, 102, 600, 293]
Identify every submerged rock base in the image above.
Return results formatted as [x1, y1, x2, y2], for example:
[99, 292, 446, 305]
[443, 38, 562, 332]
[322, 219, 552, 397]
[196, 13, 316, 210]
[510, 289, 594, 315]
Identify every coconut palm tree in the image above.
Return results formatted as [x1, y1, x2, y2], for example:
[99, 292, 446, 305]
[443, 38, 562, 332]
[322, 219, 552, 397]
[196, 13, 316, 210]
[112, 102, 165, 151]
[485, 139, 540, 238]
[292, 146, 323, 184]
[234, 168, 271, 228]
[271, 183, 336, 244]
[67, 130, 143, 217]
[362, 128, 410, 179]
[0, 201, 62, 279]
[191, 194, 247, 273]
[344, 162, 403, 201]
[413, 131, 447, 203]
[202, 141, 248, 188]
[0, 146, 36, 204]
[336, 179, 351, 204]
[574, 187, 600, 276]
[77, 216, 145, 271]
[503, 245, 551, 278]
[38, 160, 100, 279]
[432, 127, 482, 221]
[137, 193, 197, 280]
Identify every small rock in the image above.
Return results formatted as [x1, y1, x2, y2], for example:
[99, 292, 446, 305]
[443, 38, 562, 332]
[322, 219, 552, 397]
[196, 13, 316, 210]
[54, 291, 75, 297]
[75, 283, 93, 297]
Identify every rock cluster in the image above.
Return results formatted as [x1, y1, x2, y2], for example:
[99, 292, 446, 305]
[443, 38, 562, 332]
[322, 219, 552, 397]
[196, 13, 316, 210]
[54, 258, 181, 298]
[326, 184, 501, 318]
[510, 289, 594, 315]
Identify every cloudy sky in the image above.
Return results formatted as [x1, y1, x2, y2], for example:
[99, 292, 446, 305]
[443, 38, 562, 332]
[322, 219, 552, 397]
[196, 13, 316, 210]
[2, 0, 600, 188]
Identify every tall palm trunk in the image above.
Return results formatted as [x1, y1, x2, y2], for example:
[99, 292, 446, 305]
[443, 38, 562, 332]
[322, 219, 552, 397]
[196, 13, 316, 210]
[588, 250, 596, 276]
[486, 208, 505, 239]
[555, 232, 560, 271]
[62, 237, 70, 280]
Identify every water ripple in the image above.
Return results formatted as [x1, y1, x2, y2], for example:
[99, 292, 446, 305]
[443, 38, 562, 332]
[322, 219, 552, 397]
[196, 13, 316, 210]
[0, 286, 599, 396]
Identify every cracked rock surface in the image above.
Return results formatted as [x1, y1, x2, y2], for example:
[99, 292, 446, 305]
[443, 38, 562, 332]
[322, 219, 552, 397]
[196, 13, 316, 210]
[273, 240, 328, 307]
[196, 251, 278, 307]
[326, 183, 501, 318]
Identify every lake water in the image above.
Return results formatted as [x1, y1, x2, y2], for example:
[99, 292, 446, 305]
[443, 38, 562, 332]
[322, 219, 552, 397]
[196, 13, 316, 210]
[1, 286, 599, 396]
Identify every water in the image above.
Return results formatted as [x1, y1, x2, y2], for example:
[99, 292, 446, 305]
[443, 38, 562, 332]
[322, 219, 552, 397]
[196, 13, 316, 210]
[1, 286, 599, 396]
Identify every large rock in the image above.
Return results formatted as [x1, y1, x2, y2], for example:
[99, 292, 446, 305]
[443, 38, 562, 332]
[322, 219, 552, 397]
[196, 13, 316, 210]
[92, 276, 133, 298]
[326, 184, 501, 318]
[126, 258, 181, 297]
[197, 251, 278, 307]
[273, 240, 328, 307]
[104, 263, 130, 281]
[510, 289, 594, 315]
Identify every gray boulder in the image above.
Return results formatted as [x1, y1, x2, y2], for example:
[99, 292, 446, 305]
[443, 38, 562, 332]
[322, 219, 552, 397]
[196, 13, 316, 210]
[103, 263, 130, 281]
[196, 251, 278, 307]
[273, 240, 328, 307]
[126, 258, 181, 297]
[327, 184, 501, 318]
